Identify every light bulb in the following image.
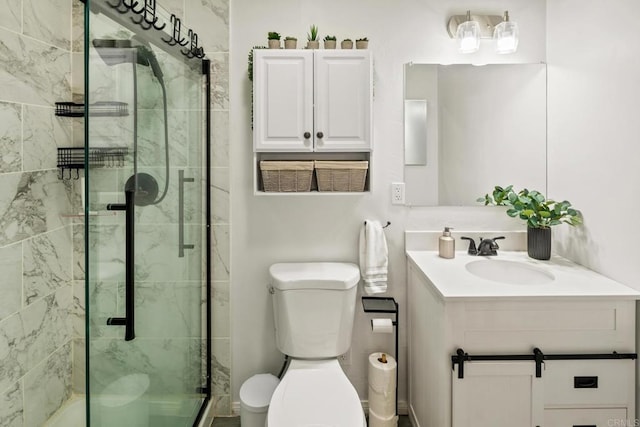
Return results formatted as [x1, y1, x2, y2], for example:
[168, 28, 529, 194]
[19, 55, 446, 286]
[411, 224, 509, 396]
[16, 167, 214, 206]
[494, 11, 519, 54]
[455, 12, 480, 54]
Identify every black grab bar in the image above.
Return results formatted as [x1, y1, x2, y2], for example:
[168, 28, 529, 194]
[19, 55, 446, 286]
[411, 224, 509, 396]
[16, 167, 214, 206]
[106, 189, 136, 341]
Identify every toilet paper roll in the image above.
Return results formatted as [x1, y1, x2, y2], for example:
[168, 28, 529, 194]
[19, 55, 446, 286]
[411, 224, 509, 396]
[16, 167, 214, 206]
[368, 352, 397, 419]
[371, 318, 394, 334]
[369, 386, 395, 417]
[368, 408, 398, 427]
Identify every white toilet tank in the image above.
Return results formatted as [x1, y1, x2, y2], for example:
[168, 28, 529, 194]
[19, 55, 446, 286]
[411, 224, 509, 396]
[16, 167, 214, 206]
[269, 262, 360, 358]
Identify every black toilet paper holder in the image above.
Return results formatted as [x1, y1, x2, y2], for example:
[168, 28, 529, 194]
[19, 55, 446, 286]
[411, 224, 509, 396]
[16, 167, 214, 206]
[362, 296, 399, 416]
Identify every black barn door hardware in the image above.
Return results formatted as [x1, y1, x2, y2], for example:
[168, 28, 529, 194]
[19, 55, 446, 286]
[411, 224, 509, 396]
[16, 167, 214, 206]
[452, 347, 636, 379]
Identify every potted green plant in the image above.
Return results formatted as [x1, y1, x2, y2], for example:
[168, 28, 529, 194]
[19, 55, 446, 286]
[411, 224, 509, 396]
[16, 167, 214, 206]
[268, 31, 281, 49]
[323, 35, 337, 49]
[284, 36, 297, 49]
[356, 37, 368, 49]
[478, 185, 582, 260]
[307, 25, 319, 49]
[247, 46, 266, 128]
[341, 38, 353, 49]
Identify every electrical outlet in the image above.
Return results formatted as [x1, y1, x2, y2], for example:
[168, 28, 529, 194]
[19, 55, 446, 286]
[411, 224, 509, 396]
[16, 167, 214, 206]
[338, 349, 352, 366]
[391, 182, 405, 205]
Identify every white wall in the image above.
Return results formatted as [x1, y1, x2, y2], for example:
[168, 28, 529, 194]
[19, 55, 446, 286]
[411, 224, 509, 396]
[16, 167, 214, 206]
[230, 0, 547, 406]
[547, 1, 640, 288]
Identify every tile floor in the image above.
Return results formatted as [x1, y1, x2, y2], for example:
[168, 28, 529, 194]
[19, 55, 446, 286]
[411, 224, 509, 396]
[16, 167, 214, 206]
[212, 415, 412, 426]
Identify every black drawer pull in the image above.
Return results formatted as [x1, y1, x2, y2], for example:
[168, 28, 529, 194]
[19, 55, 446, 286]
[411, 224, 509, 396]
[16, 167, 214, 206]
[574, 376, 598, 388]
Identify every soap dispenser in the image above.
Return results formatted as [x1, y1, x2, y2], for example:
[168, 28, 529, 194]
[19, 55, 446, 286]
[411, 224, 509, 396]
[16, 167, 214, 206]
[439, 227, 455, 259]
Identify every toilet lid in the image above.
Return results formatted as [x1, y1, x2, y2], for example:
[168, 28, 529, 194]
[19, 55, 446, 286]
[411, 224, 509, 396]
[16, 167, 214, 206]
[268, 363, 364, 427]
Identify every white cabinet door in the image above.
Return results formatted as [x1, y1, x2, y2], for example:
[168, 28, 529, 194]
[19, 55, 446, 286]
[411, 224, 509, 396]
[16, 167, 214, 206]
[544, 408, 627, 427]
[452, 361, 544, 427]
[253, 50, 314, 152]
[314, 50, 372, 152]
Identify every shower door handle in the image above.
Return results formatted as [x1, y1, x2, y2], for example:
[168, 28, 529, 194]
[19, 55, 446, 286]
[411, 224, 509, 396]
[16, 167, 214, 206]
[179, 170, 195, 258]
[106, 189, 136, 341]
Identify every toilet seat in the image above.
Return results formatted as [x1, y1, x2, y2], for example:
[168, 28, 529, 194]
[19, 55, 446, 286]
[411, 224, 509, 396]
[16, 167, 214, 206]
[267, 359, 366, 427]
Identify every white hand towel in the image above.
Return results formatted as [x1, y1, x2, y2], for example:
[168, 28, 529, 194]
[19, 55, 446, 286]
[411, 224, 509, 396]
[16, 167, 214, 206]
[359, 220, 388, 294]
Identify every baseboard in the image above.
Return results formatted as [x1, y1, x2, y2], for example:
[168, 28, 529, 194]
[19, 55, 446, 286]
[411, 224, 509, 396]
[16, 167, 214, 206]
[231, 401, 241, 416]
[229, 399, 409, 417]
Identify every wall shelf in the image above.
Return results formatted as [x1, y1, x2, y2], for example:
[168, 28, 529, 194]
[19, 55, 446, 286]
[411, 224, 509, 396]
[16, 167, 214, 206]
[57, 147, 128, 179]
[254, 152, 371, 194]
[55, 101, 129, 117]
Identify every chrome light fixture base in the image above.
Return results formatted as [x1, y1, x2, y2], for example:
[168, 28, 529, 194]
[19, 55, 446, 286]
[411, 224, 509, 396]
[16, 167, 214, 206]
[448, 10, 519, 54]
[447, 13, 503, 39]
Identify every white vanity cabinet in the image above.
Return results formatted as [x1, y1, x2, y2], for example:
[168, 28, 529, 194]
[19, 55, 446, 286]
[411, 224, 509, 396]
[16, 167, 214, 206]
[253, 49, 372, 152]
[406, 253, 638, 427]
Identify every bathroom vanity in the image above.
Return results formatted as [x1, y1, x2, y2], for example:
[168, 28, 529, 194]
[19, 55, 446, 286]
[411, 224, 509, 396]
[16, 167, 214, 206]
[405, 237, 640, 427]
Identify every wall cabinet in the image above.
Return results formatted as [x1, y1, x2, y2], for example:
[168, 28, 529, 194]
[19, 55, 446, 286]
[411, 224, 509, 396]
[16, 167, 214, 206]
[253, 49, 372, 153]
[406, 261, 636, 427]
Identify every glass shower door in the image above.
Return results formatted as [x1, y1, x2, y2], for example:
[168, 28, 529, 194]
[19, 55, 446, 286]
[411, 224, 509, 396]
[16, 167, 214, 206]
[85, 4, 208, 427]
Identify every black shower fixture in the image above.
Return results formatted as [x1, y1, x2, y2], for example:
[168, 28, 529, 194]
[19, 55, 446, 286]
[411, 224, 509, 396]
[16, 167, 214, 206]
[92, 37, 170, 206]
[92, 38, 164, 82]
[125, 173, 159, 206]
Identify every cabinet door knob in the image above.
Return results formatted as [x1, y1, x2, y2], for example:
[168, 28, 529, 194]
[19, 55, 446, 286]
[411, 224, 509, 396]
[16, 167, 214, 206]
[304, 132, 311, 139]
[316, 131, 324, 139]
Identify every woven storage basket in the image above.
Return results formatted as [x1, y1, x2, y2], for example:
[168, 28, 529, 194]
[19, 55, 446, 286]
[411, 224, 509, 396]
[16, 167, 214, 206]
[314, 160, 369, 192]
[260, 161, 313, 192]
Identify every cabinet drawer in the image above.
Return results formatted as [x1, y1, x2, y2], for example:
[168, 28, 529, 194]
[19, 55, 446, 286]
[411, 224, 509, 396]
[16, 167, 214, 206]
[544, 360, 634, 406]
[544, 408, 627, 427]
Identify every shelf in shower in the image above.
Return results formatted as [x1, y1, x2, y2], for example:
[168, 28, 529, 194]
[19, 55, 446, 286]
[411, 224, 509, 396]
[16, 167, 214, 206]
[55, 101, 129, 117]
[61, 211, 118, 218]
[57, 147, 129, 179]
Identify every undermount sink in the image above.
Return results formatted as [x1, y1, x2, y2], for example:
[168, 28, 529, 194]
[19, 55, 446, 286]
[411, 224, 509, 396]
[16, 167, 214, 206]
[465, 259, 555, 285]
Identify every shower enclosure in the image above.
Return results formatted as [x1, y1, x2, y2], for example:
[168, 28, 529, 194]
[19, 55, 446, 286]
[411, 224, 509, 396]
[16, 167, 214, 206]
[83, 1, 210, 425]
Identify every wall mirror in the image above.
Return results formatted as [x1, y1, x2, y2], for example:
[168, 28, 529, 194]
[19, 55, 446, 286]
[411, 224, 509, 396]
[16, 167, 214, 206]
[403, 63, 547, 206]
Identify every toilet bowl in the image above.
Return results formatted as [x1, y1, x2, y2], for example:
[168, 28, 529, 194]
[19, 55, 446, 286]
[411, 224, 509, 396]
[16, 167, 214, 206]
[267, 262, 365, 427]
[267, 359, 366, 427]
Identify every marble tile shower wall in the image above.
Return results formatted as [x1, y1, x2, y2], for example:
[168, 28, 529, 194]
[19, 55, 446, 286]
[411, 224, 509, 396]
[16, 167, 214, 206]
[0, 0, 76, 426]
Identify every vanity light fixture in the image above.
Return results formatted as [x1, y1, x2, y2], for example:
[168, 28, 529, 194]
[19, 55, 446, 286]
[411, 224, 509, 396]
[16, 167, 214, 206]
[493, 11, 519, 54]
[447, 10, 518, 54]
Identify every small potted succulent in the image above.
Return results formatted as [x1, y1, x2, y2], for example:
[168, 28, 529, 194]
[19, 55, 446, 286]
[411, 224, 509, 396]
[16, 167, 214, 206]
[341, 38, 353, 49]
[306, 25, 319, 49]
[356, 37, 369, 49]
[284, 36, 297, 49]
[478, 185, 582, 260]
[268, 32, 281, 49]
[323, 35, 337, 49]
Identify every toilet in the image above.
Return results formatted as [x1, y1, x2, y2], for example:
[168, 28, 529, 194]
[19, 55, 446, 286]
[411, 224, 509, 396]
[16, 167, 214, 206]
[267, 262, 366, 427]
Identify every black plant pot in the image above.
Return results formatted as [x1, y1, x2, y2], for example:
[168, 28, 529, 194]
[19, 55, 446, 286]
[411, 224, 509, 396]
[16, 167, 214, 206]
[527, 227, 551, 260]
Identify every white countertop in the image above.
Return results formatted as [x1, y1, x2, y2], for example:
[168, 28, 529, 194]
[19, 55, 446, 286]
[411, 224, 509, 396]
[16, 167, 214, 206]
[406, 250, 640, 301]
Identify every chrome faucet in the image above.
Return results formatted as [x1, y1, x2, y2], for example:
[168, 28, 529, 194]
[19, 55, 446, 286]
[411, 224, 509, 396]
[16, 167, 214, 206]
[461, 236, 505, 256]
